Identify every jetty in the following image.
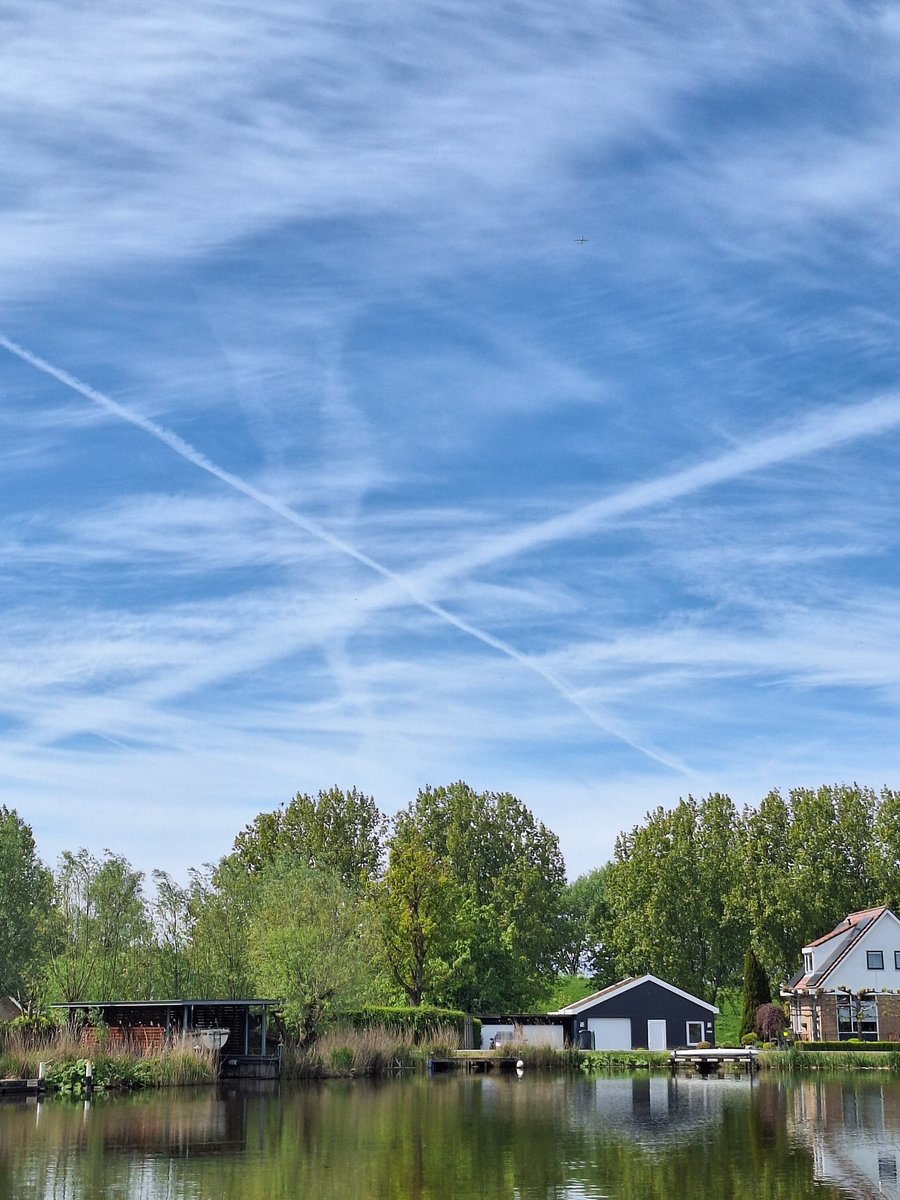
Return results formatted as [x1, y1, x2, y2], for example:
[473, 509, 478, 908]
[430, 1051, 526, 1073]
[670, 1047, 759, 1074]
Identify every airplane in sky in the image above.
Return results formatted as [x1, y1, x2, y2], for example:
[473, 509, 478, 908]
[574, 236, 588, 244]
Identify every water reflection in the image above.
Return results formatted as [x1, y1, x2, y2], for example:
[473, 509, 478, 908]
[788, 1079, 900, 1198]
[0, 1074, 895, 1200]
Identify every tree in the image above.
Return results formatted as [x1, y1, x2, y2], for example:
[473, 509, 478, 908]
[46, 849, 152, 1002]
[606, 794, 748, 1003]
[733, 791, 798, 984]
[0, 807, 53, 1004]
[755, 1002, 787, 1044]
[557, 866, 618, 987]
[739, 946, 772, 1039]
[247, 858, 374, 1041]
[376, 819, 464, 1006]
[150, 870, 192, 997]
[184, 859, 256, 999]
[230, 786, 386, 888]
[389, 783, 568, 1011]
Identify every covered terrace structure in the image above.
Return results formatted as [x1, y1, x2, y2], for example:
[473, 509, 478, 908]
[51, 999, 282, 1078]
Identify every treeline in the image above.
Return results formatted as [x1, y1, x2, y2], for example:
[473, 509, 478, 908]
[2, 781, 897, 1035]
[0, 783, 566, 1038]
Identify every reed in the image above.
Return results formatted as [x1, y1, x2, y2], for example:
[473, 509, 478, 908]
[760, 1047, 900, 1072]
[280, 1022, 472, 1079]
[0, 1026, 217, 1090]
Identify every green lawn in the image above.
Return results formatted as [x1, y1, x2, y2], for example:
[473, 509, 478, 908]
[715, 987, 742, 1045]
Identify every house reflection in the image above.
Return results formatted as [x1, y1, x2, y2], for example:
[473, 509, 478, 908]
[569, 1075, 754, 1147]
[788, 1080, 900, 1199]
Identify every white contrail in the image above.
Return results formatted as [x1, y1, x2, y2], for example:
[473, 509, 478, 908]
[402, 390, 900, 591]
[0, 331, 682, 771]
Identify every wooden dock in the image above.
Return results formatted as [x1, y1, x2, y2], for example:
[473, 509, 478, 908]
[669, 1047, 759, 1074]
[0, 1078, 43, 1097]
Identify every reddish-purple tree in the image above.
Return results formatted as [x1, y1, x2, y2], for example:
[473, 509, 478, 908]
[755, 1003, 787, 1043]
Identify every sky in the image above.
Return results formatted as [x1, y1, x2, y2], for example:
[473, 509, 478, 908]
[3, 0, 900, 883]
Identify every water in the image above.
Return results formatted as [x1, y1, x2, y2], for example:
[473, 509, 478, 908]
[1, 1073, 899, 1200]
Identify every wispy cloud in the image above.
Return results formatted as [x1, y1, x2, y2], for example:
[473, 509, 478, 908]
[4, 0, 900, 879]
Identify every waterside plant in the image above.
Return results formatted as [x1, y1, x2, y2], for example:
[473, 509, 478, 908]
[0, 1025, 218, 1093]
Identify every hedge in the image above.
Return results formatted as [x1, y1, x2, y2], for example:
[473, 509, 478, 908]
[343, 1006, 480, 1046]
[799, 1041, 900, 1052]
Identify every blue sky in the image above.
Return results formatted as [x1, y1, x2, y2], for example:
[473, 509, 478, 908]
[3, 0, 900, 882]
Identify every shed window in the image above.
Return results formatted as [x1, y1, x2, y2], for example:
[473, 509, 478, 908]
[686, 1021, 703, 1045]
[867, 951, 885, 970]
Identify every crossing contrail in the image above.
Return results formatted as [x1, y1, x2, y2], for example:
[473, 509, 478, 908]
[0, 331, 685, 772]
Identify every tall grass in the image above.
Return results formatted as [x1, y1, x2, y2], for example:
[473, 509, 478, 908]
[281, 1022, 466, 1079]
[0, 1026, 217, 1091]
[760, 1047, 900, 1072]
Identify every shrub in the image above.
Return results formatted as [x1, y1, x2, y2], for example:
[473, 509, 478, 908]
[741, 1033, 758, 1046]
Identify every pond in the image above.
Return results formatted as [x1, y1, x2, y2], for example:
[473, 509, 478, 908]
[1, 1072, 899, 1199]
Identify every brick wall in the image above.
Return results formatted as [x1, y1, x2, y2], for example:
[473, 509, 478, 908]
[876, 994, 900, 1040]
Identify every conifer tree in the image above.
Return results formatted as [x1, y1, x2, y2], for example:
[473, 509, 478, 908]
[739, 945, 772, 1039]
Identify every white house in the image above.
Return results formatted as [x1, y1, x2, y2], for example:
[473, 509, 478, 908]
[782, 906, 900, 1041]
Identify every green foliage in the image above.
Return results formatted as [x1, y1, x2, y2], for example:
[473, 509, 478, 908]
[185, 858, 256, 998]
[230, 786, 386, 888]
[579, 1049, 671, 1071]
[343, 1005, 473, 1042]
[795, 1040, 900, 1051]
[247, 859, 375, 1041]
[375, 823, 462, 1006]
[45, 1057, 93, 1094]
[541, 974, 596, 1010]
[739, 947, 772, 1039]
[384, 782, 567, 1012]
[46, 849, 153, 1003]
[557, 866, 618, 986]
[0, 806, 54, 1004]
[607, 793, 746, 1002]
[714, 987, 741, 1046]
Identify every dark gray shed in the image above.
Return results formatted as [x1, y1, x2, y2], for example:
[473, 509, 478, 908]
[552, 974, 718, 1050]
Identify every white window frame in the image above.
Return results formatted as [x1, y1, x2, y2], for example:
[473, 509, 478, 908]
[686, 1021, 703, 1046]
[803, 952, 813, 974]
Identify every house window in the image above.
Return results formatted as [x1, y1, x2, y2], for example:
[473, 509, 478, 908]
[837, 998, 878, 1041]
[867, 951, 885, 970]
[803, 952, 813, 974]
[686, 1021, 703, 1045]
[895, 950, 900, 970]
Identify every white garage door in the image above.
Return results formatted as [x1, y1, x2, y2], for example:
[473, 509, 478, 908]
[587, 1018, 632, 1050]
